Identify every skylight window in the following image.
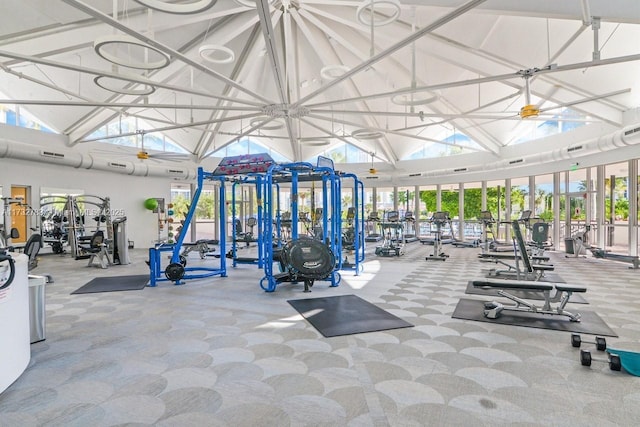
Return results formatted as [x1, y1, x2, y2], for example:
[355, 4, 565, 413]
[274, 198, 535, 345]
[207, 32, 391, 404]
[0, 97, 57, 134]
[305, 142, 374, 164]
[209, 138, 291, 162]
[403, 132, 479, 160]
[87, 116, 188, 153]
[509, 108, 589, 145]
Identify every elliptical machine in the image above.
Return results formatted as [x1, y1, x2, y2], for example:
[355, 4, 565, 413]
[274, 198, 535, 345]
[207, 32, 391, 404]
[565, 224, 590, 258]
[426, 211, 450, 261]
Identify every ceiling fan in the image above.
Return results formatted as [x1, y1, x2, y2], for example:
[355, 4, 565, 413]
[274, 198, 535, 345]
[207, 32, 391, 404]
[90, 130, 192, 163]
[369, 151, 377, 174]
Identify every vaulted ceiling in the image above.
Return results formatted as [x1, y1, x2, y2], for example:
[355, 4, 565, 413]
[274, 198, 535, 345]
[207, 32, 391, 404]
[1, 0, 639, 173]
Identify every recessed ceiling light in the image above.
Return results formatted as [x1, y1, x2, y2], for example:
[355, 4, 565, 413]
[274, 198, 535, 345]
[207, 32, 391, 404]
[320, 65, 349, 80]
[93, 75, 156, 95]
[356, 0, 401, 27]
[352, 128, 384, 140]
[300, 139, 330, 146]
[391, 89, 438, 106]
[198, 45, 235, 64]
[250, 116, 285, 130]
[94, 35, 170, 70]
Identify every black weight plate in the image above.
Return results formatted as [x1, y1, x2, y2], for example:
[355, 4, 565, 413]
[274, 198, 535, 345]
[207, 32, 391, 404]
[165, 263, 185, 281]
[281, 238, 335, 280]
[571, 334, 581, 348]
[609, 354, 622, 371]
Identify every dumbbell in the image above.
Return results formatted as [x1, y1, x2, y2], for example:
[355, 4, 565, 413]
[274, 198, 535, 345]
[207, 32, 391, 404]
[571, 334, 607, 351]
[580, 349, 621, 371]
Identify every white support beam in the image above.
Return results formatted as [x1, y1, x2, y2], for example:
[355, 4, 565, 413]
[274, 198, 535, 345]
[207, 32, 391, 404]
[61, 0, 273, 104]
[294, 0, 488, 106]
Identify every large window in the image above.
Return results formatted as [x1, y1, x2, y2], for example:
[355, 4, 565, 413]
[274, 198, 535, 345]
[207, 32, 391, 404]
[510, 177, 529, 220]
[605, 162, 630, 248]
[89, 116, 187, 153]
[0, 98, 57, 133]
[376, 187, 395, 217]
[534, 174, 554, 222]
[212, 138, 289, 162]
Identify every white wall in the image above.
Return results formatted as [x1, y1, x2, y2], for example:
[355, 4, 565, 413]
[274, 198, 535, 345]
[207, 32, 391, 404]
[0, 157, 178, 249]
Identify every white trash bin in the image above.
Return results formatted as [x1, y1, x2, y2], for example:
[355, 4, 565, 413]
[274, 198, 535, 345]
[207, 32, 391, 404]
[28, 275, 46, 343]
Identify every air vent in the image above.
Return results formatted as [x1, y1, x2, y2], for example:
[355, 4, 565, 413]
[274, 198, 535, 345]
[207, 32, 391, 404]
[567, 145, 583, 153]
[408, 173, 422, 177]
[509, 158, 524, 165]
[167, 169, 185, 175]
[365, 176, 379, 180]
[108, 162, 127, 169]
[453, 167, 467, 172]
[624, 127, 640, 136]
[40, 150, 65, 159]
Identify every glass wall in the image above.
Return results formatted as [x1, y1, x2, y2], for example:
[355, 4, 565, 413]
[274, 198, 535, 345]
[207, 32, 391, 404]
[605, 161, 630, 249]
[170, 183, 191, 242]
[418, 185, 437, 237]
[510, 177, 529, 220]
[375, 187, 395, 219]
[486, 179, 506, 241]
[463, 182, 483, 240]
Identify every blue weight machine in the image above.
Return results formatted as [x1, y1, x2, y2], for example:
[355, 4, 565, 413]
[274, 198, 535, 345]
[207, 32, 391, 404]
[339, 172, 365, 274]
[260, 160, 342, 292]
[148, 167, 227, 286]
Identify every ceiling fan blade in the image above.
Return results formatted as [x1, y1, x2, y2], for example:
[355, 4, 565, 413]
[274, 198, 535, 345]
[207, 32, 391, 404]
[538, 89, 631, 113]
[534, 85, 561, 109]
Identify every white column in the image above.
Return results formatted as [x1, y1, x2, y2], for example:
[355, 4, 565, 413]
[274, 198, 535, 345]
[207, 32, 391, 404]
[458, 182, 465, 240]
[553, 172, 561, 250]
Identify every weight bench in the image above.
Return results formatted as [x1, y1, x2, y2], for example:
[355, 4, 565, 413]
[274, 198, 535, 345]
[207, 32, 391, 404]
[486, 221, 555, 281]
[181, 239, 219, 259]
[478, 252, 550, 264]
[471, 279, 587, 322]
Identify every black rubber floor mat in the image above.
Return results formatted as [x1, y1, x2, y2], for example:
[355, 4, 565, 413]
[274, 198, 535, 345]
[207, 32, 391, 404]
[72, 275, 149, 294]
[288, 294, 413, 337]
[452, 298, 617, 337]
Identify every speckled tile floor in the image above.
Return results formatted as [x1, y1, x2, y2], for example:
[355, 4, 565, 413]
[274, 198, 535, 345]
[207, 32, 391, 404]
[1, 242, 640, 426]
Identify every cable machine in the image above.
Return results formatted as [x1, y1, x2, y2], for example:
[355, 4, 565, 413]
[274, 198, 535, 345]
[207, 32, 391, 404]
[260, 159, 342, 292]
[148, 167, 227, 286]
[229, 175, 264, 267]
[339, 172, 365, 274]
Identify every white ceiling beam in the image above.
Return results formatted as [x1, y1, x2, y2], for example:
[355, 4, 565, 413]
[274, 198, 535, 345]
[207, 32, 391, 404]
[292, 8, 397, 164]
[61, 0, 273, 105]
[64, 13, 262, 146]
[300, 5, 505, 154]
[294, 0, 488, 106]
[78, 112, 263, 143]
[0, 99, 260, 111]
[307, 113, 481, 151]
[396, 0, 640, 23]
[305, 53, 640, 109]
[255, 0, 299, 159]
[299, 117, 388, 163]
[196, 24, 267, 159]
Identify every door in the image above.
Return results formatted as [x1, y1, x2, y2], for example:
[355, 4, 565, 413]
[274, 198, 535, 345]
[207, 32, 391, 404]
[10, 186, 28, 244]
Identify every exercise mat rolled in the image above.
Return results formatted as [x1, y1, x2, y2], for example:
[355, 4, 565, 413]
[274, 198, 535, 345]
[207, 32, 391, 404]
[280, 237, 336, 280]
